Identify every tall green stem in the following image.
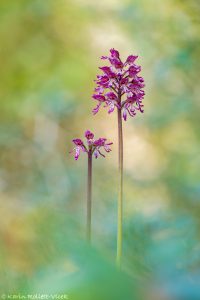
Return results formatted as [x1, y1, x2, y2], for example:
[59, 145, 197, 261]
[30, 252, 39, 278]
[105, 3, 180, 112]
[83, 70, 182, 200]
[87, 151, 92, 243]
[117, 108, 123, 267]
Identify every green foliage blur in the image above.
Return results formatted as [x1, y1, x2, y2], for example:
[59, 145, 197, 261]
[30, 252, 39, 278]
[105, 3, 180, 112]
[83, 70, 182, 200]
[0, 0, 200, 299]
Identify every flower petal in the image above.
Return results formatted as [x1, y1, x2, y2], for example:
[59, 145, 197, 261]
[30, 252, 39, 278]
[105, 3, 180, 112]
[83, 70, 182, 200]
[75, 147, 81, 160]
[108, 103, 115, 114]
[85, 130, 94, 140]
[126, 55, 138, 64]
[122, 109, 127, 121]
[92, 103, 101, 115]
[110, 48, 120, 59]
[72, 138, 84, 146]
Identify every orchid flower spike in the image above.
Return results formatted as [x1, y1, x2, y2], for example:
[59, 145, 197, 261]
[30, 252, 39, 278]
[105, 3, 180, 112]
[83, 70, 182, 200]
[70, 130, 113, 160]
[92, 48, 145, 121]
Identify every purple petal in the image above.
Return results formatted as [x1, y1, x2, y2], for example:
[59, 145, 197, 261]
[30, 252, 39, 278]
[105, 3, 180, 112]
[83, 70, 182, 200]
[110, 48, 120, 59]
[72, 138, 84, 146]
[129, 65, 141, 77]
[108, 103, 115, 114]
[92, 103, 101, 115]
[123, 109, 127, 121]
[85, 130, 94, 140]
[94, 149, 99, 159]
[105, 92, 117, 100]
[93, 138, 106, 147]
[92, 94, 106, 101]
[75, 147, 81, 160]
[126, 55, 138, 64]
[95, 87, 104, 94]
[109, 58, 123, 69]
[99, 66, 116, 78]
[104, 144, 112, 152]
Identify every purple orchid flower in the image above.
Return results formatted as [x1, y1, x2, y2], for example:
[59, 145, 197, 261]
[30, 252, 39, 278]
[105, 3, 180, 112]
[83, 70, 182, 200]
[70, 130, 113, 243]
[92, 49, 145, 267]
[70, 130, 113, 160]
[92, 48, 145, 121]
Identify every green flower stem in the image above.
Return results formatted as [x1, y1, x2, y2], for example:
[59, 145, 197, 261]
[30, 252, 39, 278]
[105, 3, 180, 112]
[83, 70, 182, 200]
[117, 108, 123, 268]
[87, 150, 92, 242]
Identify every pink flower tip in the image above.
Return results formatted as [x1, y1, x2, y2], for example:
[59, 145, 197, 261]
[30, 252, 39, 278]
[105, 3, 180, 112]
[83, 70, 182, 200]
[110, 48, 120, 59]
[85, 130, 94, 140]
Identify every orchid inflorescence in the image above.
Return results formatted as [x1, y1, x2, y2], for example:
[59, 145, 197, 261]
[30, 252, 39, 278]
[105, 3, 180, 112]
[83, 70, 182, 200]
[92, 48, 145, 121]
[71, 130, 113, 160]
[70, 48, 145, 259]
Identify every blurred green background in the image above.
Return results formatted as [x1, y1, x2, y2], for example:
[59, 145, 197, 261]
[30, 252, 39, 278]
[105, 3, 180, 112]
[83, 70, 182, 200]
[0, 0, 200, 299]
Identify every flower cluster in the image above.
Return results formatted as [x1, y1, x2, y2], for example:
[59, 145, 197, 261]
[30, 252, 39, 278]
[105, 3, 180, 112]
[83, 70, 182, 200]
[92, 48, 145, 121]
[70, 130, 113, 160]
